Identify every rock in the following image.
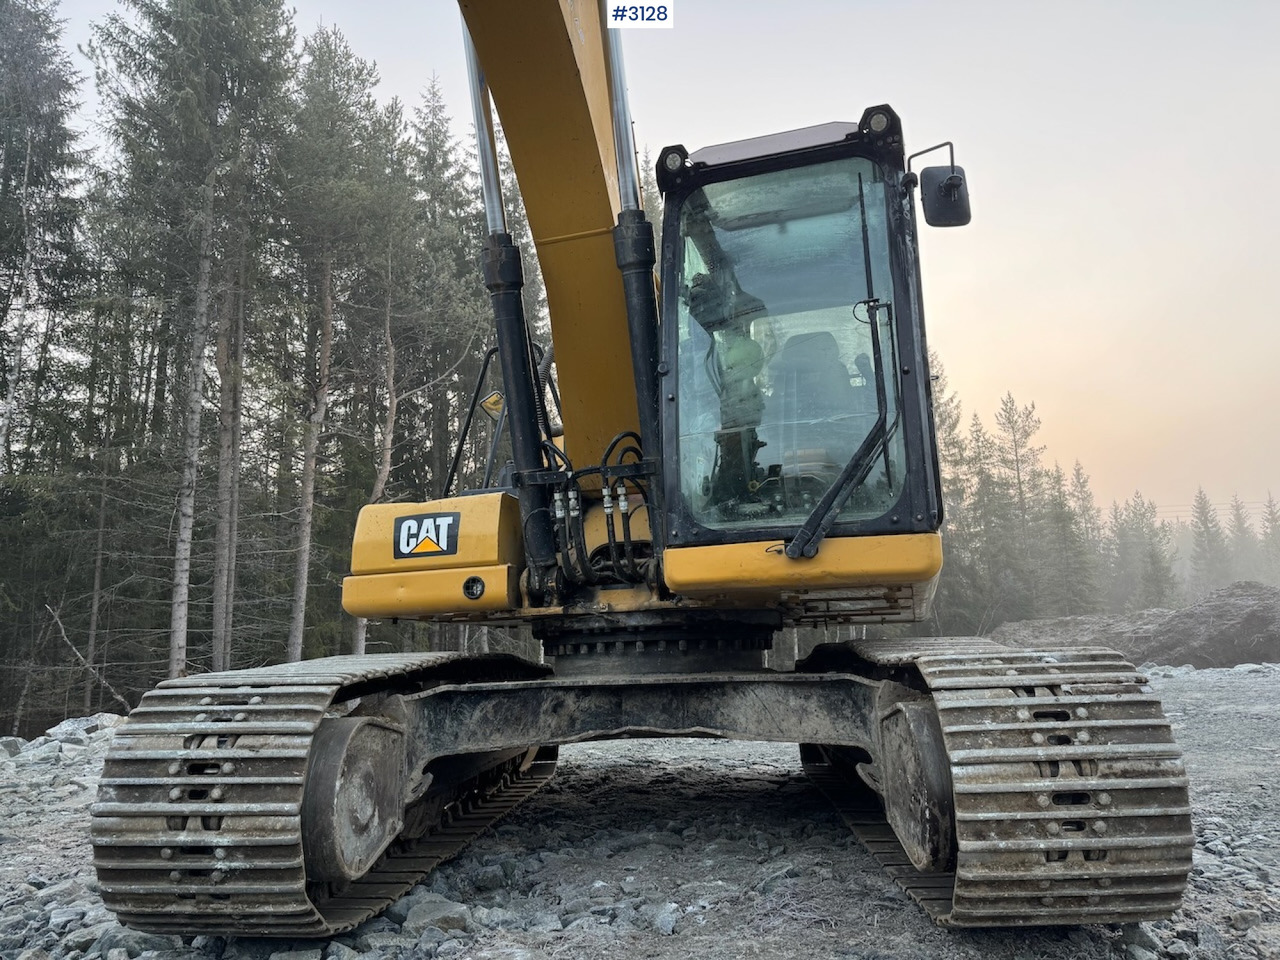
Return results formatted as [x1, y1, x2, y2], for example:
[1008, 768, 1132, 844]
[15, 950, 50, 960]
[1230, 909, 1262, 930]
[471, 864, 507, 891]
[1165, 941, 1191, 959]
[62, 921, 117, 953]
[46, 717, 98, 740]
[416, 926, 449, 949]
[0, 737, 24, 757]
[1124, 947, 1156, 960]
[23, 741, 61, 764]
[60, 743, 88, 762]
[31, 876, 85, 906]
[473, 906, 522, 930]
[268, 951, 321, 960]
[526, 912, 562, 933]
[47, 905, 85, 932]
[45, 713, 125, 741]
[105, 949, 131, 960]
[652, 902, 679, 936]
[383, 889, 432, 926]
[321, 944, 360, 960]
[404, 899, 470, 935]
[350, 931, 408, 953]
[1119, 923, 1161, 952]
[349, 916, 402, 951]
[93, 925, 182, 958]
[1196, 924, 1229, 960]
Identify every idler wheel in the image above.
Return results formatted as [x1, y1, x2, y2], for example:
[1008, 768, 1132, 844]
[879, 701, 956, 873]
[302, 717, 406, 882]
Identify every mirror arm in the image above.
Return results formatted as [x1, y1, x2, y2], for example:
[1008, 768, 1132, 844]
[906, 141, 957, 175]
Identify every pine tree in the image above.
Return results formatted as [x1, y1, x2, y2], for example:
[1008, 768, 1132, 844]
[963, 412, 1025, 631]
[640, 146, 663, 252]
[1104, 492, 1177, 613]
[0, 0, 82, 471]
[403, 80, 492, 500]
[90, 0, 297, 678]
[1226, 495, 1260, 583]
[1189, 487, 1230, 597]
[993, 392, 1044, 544]
[279, 25, 384, 662]
[1035, 463, 1096, 616]
[923, 351, 976, 633]
[1260, 493, 1280, 586]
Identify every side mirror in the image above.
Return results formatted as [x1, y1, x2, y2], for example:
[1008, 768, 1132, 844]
[919, 165, 971, 227]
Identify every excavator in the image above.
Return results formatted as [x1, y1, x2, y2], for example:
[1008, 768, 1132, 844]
[90, 0, 1193, 935]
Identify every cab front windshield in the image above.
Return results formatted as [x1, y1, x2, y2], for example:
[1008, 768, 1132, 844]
[675, 156, 905, 532]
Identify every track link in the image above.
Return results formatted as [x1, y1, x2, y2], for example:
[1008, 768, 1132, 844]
[804, 640, 1193, 926]
[91, 654, 555, 936]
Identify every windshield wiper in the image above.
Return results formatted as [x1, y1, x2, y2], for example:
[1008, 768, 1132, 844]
[785, 171, 897, 560]
[784, 299, 894, 559]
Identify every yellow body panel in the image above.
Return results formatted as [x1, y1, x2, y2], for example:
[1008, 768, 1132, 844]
[342, 564, 520, 618]
[662, 534, 944, 597]
[460, 0, 640, 467]
[580, 499, 651, 558]
[348, 493, 522, 576]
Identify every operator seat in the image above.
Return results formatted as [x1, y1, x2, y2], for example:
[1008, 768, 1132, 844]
[762, 331, 861, 474]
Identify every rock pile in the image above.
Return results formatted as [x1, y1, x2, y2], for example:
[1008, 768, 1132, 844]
[990, 581, 1280, 669]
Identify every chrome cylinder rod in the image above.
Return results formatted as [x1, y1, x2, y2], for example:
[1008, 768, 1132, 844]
[602, 9, 641, 212]
[463, 22, 507, 236]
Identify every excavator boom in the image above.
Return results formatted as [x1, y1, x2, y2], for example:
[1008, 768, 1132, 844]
[461, 0, 639, 467]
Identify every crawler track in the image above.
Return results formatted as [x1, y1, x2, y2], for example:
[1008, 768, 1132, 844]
[804, 640, 1193, 925]
[90, 654, 555, 936]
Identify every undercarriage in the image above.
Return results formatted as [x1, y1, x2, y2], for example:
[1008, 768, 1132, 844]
[90, 637, 1192, 934]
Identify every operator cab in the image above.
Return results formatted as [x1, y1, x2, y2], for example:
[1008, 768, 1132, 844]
[656, 106, 966, 556]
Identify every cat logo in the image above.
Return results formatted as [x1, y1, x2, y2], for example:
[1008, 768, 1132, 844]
[393, 512, 461, 559]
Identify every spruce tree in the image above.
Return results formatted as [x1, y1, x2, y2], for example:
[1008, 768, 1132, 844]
[1226, 495, 1260, 583]
[1189, 487, 1231, 596]
[90, 0, 296, 678]
[1260, 493, 1280, 586]
[279, 25, 383, 662]
[0, 0, 82, 471]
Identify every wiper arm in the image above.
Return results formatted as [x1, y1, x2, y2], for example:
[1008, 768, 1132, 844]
[784, 409, 889, 559]
[785, 175, 900, 560]
[784, 300, 895, 558]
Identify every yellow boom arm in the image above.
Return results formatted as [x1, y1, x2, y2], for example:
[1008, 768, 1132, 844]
[459, 0, 640, 467]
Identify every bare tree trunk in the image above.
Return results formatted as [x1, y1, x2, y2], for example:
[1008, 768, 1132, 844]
[0, 132, 35, 473]
[168, 183, 216, 679]
[352, 250, 399, 657]
[210, 244, 245, 672]
[11, 667, 31, 737]
[286, 253, 334, 662]
[226, 278, 244, 666]
[85, 457, 109, 711]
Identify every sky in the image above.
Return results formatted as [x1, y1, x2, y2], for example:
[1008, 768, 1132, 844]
[55, 0, 1280, 522]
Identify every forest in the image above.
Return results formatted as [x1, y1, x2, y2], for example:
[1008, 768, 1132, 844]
[2, 0, 1278, 736]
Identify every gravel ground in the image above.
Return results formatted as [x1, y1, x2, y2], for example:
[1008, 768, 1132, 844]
[0, 664, 1277, 960]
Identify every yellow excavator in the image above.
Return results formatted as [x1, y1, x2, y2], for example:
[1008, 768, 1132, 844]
[90, 0, 1193, 934]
